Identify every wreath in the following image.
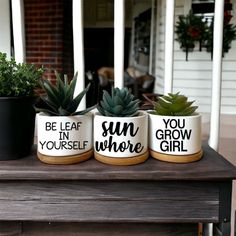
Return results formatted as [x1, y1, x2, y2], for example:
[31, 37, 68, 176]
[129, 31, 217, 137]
[205, 10, 236, 58]
[175, 10, 236, 60]
[175, 11, 208, 60]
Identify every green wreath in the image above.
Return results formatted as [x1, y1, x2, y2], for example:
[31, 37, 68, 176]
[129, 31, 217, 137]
[175, 10, 236, 60]
[175, 11, 208, 60]
[205, 21, 236, 58]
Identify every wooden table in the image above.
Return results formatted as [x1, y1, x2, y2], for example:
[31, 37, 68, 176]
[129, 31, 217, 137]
[0, 142, 235, 235]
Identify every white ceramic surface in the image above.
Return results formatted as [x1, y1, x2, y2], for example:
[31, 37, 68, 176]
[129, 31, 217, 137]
[149, 113, 201, 155]
[94, 111, 148, 158]
[37, 112, 93, 156]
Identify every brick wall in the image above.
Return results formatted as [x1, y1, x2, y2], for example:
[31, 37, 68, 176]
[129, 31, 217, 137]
[24, 0, 73, 81]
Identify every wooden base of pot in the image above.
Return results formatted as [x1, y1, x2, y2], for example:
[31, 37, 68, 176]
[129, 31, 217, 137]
[37, 149, 93, 165]
[150, 149, 203, 163]
[94, 151, 149, 166]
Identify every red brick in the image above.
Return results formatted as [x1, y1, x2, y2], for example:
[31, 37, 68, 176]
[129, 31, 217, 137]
[24, 0, 72, 75]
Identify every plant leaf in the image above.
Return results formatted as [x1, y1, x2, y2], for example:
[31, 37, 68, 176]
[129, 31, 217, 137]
[72, 105, 97, 115]
[67, 83, 91, 113]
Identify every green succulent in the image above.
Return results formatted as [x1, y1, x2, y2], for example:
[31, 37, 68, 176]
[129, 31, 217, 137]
[153, 92, 198, 116]
[36, 71, 94, 116]
[97, 87, 140, 117]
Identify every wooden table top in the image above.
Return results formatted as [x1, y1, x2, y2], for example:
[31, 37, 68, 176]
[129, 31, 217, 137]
[0, 142, 235, 181]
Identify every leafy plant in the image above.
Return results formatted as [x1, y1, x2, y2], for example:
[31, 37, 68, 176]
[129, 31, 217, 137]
[152, 92, 198, 116]
[36, 71, 94, 116]
[0, 52, 44, 97]
[97, 87, 140, 117]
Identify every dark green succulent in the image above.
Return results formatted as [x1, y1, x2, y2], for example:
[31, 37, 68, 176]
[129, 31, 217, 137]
[36, 71, 94, 116]
[97, 87, 140, 117]
[153, 92, 198, 116]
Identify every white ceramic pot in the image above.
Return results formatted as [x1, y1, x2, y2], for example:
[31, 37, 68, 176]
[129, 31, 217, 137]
[149, 113, 202, 156]
[37, 112, 93, 157]
[94, 111, 148, 160]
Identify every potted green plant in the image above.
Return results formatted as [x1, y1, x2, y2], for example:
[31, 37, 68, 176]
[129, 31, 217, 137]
[94, 87, 149, 166]
[0, 52, 44, 160]
[148, 92, 202, 163]
[36, 72, 94, 165]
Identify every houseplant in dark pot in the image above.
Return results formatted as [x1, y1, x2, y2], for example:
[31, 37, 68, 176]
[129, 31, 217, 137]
[0, 52, 44, 160]
[148, 92, 202, 163]
[35, 72, 94, 165]
[94, 87, 149, 165]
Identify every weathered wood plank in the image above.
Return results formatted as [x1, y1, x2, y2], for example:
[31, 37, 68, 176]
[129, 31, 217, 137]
[0, 200, 218, 222]
[0, 181, 218, 202]
[0, 143, 235, 181]
[0, 181, 219, 223]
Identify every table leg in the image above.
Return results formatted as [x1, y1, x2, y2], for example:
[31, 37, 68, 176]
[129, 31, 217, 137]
[202, 223, 213, 236]
[216, 181, 232, 236]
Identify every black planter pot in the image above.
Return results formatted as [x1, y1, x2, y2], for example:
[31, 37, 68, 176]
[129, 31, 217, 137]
[0, 97, 36, 160]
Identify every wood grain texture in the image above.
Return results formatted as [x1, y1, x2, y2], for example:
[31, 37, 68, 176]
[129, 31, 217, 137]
[0, 201, 218, 223]
[0, 181, 219, 222]
[0, 142, 235, 181]
[0, 181, 218, 202]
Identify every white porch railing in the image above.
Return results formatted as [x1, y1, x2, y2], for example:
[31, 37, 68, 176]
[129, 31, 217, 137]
[73, 0, 86, 110]
[11, 0, 25, 63]
[164, 0, 175, 95]
[208, 0, 224, 151]
[114, 0, 125, 89]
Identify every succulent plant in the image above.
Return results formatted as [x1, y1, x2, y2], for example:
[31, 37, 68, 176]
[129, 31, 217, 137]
[153, 92, 198, 116]
[35, 71, 94, 116]
[97, 87, 140, 117]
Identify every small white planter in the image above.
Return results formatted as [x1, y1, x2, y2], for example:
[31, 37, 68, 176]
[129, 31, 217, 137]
[37, 112, 93, 164]
[149, 113, 202, 163]
[94, 111, 149, 165]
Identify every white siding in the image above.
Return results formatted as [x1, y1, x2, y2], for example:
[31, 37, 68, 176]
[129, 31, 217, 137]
[154, 0, 236, 114]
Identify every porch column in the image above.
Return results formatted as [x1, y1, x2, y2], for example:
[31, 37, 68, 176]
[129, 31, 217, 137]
[164, 0, 175, 94]
[11, 0, 25, 63]
[149, 0, 155, 75]
[208, 0, 224, 151]
[73, 0, 86, 110]
[114, 0, 125, 89]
